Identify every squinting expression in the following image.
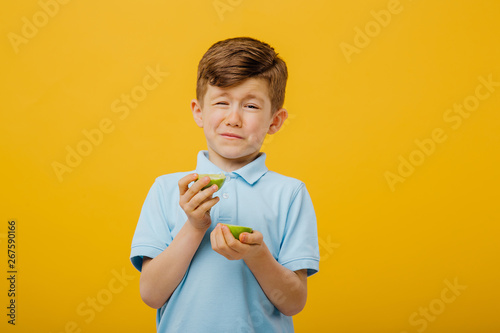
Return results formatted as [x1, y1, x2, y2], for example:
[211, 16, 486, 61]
[192, 78, 281, 170]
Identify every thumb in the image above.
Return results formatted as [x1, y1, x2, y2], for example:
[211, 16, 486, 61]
[240, 230, 263, 245]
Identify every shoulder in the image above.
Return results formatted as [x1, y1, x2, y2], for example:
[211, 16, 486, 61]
[261, 171, 305, 191]
[257, 171, 309, 203]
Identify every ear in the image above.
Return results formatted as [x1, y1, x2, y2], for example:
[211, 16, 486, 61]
[191, 99, 204, 128]
[267, 108, 288, 135]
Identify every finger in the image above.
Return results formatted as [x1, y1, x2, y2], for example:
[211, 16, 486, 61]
[188, 184, 219, 212]
[178, 173, 198, 196]
[211, 224, 233, 258]
[212, 224, 234, 257]
[239, 230, 263, 245]
[210, 227, 219, 251]
[213, 223, 226, 248]
[190, 197, 219, 222]
[185, 176, 212, 200]
[220, 224, 243, 253]
[196, 195, 220, 213]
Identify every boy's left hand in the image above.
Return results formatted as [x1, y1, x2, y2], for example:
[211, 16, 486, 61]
[210, 223, 263, 260]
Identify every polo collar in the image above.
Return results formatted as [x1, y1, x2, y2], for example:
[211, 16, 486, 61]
[195, 150, 268, 186]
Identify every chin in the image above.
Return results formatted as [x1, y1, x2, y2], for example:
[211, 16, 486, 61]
[212, 147, 256, 160]
[219, 151, 248, 160]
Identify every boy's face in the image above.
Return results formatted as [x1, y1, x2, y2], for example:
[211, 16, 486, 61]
[191, 78, 287, 171]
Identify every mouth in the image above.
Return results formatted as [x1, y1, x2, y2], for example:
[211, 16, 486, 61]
[220, 133, 243, 139]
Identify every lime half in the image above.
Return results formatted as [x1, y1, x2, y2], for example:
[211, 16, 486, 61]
[197, 173, 226, 191]
[221, 223, 253, 240]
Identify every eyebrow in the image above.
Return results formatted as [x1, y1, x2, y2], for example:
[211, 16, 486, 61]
[211, 92, 265, 103]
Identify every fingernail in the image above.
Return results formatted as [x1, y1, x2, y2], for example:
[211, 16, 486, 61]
[212, 184, 218, 190]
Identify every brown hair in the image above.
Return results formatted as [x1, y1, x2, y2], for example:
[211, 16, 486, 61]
[196, 37, 288, 113]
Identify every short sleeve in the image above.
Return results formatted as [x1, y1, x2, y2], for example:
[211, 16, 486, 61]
[130, 179, 174, 272]
[278, 183, 320, 276]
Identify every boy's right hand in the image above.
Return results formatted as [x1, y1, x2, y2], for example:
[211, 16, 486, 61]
[178, 173, 220, 230]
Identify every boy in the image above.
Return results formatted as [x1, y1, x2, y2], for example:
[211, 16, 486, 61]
[130, 37, 319, 332]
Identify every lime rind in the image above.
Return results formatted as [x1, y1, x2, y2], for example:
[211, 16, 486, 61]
[221, 223, 253, 240]
[198, 173, 226, 191]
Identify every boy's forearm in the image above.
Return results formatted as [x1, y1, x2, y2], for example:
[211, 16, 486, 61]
[140, 222, 207, 309]
[243, 243, 307, 316]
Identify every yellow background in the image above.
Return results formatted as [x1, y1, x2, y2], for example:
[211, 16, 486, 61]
[1, 0, 499, 332]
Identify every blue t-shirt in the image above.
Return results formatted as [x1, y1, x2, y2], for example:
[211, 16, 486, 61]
[130, 151, 320, 333]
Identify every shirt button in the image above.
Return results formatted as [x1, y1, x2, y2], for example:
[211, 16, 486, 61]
[222, 193, 229, 199]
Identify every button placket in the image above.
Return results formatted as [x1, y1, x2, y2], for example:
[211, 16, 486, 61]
[218, 173, 236, 223]
[222, 172, 234, 199]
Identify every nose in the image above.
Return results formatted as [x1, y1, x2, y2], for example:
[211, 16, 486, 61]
[225, 107, 242, 127]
